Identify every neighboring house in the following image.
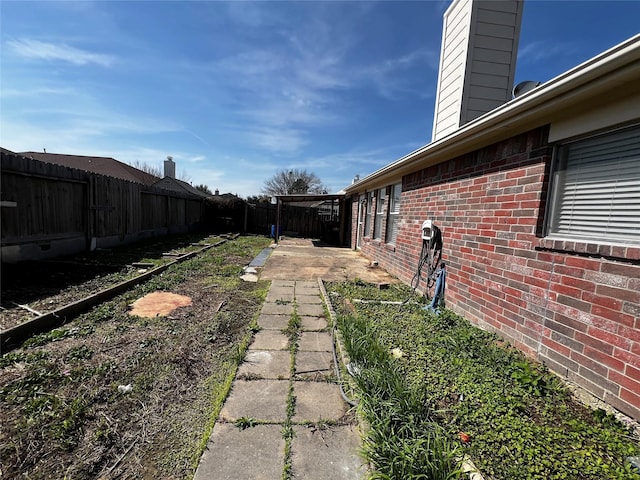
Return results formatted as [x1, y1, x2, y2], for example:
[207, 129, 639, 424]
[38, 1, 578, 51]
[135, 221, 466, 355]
[344, 0, 640, 420]
[153, 156, 211, 198]
[20, 151, 160, 185]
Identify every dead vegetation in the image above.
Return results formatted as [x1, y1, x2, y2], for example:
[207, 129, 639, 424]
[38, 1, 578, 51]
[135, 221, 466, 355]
[0, 234, 272, 479]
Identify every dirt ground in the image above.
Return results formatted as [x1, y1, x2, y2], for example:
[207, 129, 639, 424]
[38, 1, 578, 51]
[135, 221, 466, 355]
[0, 236, 271, 479]
[0, 235, 399, 479]
[260, 237, 398, 284]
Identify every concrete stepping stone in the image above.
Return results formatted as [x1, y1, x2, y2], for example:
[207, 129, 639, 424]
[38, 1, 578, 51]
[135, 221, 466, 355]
[295, 288, 321, 298]
[261, 302, 294, 315]
[219, 380, 289, 423]
[249, 331, 289, 350]
[295, 281, 318, 289]
[296, 294, 323, 305]
[292, 382, 349, 423]
[237, 351, 291, 380]
[257, 314, 290, 330]
[291, 425, 366, 480]
[300, 316, 328, 331]
[298, 332, 332, 352]
[194, 423, 285, 480]
[265, 289, 294, 303]
[297, 303, 325, 317]
[294, 351, 334, 380]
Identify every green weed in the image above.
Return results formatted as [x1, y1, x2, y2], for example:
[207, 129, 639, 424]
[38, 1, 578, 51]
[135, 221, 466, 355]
[327, 280, 640, 480]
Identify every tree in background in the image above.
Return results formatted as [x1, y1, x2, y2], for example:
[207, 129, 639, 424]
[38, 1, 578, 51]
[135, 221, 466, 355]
[130, 160, 192, 182]
[131, 160, 162, 178]
[261, 169, 327, 196]
[195, 184, 212, 195]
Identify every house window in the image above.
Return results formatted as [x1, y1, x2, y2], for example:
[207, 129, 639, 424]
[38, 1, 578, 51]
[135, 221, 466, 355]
[373, 187, 386, 239]
[547, 123, 640, 245]
[386, 183, 402, 244]
[364, 191, 374, 237]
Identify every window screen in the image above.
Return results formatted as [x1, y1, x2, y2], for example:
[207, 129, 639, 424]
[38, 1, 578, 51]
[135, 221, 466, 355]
[548, 124, 640, 244]
[364, 191, 374, 237]
[373, 187, 386, 239]
[386, 183, 402, 244]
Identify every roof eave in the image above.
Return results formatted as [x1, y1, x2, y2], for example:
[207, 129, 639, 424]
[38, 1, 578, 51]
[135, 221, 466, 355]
[345, 34, 640, 195]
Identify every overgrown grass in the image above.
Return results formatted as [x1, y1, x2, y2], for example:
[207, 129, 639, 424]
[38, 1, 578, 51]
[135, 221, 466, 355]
[1, 234, 272, 479]
[327, 280, 640, 480]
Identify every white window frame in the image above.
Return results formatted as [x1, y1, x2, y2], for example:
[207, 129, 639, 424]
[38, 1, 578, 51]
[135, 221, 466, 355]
[546, 123, 640, 245]
[364, 191, 374, 237]
[386, 182, 402, 244]
[373, 187, 386, 240]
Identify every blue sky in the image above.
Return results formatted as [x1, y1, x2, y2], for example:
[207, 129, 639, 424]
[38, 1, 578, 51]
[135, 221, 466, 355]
[2, 1, 639, 197]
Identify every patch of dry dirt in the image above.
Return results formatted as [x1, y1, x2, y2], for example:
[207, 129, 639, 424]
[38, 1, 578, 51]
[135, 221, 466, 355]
[0, 236, 271, 479]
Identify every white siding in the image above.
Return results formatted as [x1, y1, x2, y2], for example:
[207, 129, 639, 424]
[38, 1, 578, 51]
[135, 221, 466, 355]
[433, 0, 523, 140]
[432, 0, 472, 141]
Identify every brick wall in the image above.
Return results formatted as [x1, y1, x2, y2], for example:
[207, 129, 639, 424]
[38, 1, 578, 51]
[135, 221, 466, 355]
[355, 126, 640, 420]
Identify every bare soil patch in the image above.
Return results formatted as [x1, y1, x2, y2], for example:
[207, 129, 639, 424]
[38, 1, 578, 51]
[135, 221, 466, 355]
[0, 235, 271, 479]
[0, 234, 213, 330]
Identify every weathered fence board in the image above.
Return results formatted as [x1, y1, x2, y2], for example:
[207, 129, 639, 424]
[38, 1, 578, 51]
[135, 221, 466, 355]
[1, 151, 204, 262]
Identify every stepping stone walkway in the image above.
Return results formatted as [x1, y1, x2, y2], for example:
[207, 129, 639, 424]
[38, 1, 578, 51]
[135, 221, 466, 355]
[194, 279, 365, 479]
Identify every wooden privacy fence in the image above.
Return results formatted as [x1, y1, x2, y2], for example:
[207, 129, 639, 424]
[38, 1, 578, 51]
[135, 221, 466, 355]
[1, 151, 204, 263]
[246, 201, 325, 238]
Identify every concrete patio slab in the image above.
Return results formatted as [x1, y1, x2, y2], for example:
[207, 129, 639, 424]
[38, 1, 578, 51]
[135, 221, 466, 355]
[294, 351, 334, 380]
[296, 288, 321, 298]
[291, 425, 366, 480]
[249, 331, 289, 350]
[265, 289, 294, 303]
[257, 314, 290, 330]
[298, 332, 332, 352]
[219, 380, 289, 423]
[237, 351, 291, 380]
[194, 423, 285, 480]
[296, 294, 323, 305]
[271, 279, 295, 288]
[261, 302, 294, 316]
[260, 239, 397, 284]
[296, 303, 325, 317]
[300, 316, 328, 331]
[292, 382, 349, 422]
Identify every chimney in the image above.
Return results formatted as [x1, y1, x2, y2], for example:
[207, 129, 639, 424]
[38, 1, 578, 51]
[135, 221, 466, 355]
[432, 0, 524, 141]
[164, 156, 175, 178]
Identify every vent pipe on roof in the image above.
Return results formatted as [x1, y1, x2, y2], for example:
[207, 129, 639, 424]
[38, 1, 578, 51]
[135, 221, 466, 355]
[164, 156, 176, 178]
[432, 0, 524, 141]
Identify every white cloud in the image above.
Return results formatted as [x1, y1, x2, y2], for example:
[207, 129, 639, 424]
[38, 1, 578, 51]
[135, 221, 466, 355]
[518, 40, 578, 63]
[364, 48, 438, 99]
[0, 86, 79, 98]
[7, 38, 115, 67]
[248, 127, 308, 155]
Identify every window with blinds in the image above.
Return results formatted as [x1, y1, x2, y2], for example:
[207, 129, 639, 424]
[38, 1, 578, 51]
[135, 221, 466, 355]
[364, 191, 374, 237]
[373, 187, 386, 239]
[548, 124, 640, 245]
[386, 183, 402, 244]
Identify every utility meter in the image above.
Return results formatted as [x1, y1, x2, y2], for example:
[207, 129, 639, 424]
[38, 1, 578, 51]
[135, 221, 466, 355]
[422, 220, 433, 241]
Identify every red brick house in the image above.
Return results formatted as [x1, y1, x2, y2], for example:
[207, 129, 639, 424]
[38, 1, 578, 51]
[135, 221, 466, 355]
[344, 0, 640, 420]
